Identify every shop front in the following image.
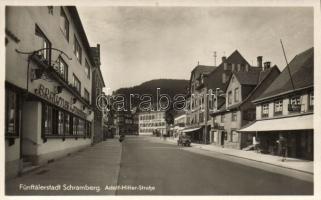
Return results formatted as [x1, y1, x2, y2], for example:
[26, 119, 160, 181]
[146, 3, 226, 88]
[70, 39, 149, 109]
[182, 125, 211, 144]
[5, 79, 93, 178]
[239, 114, 313, 160]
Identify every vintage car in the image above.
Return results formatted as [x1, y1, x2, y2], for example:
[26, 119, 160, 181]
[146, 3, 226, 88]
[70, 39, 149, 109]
[177, 135, 191, 147]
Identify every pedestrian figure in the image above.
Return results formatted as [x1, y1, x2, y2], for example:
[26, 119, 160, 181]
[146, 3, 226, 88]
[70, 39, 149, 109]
[277, 135, 287, 162]
[119, 135, 125, 142]
[253, 136, 258, 152]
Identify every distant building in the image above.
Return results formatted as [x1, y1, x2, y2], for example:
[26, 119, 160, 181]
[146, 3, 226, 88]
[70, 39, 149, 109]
[5, 6, 99, 178]
[239, 47, 314, 160]
[211, 62, 280, 149]
[138, 111, 167, 136]
[114, 110, 137, 135]
[172, 113, 187, 138]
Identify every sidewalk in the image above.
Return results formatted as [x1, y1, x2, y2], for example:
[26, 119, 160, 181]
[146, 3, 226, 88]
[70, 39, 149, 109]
[5, 139, 122, 195]
[150, 136, 313, 174]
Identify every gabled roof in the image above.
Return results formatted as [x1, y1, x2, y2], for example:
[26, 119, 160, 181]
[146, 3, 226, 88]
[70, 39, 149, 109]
[255, 47, 313, 101]
[205, 50, 260, 91]
[211, 65, 280, 115]
[224, 50, 251, 66]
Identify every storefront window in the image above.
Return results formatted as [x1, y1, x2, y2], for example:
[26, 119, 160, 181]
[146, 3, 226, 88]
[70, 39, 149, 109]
[43, 104, 53, 135]
[65, 113, 70, 135]
[78, 119, 85, 136]
[6, 89, 19, 137]
[73, 117, 79, 135]
[86, 122, 91, 137]
[58, 111, 64, 135]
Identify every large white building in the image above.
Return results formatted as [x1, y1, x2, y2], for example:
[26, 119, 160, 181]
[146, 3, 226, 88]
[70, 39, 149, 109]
[138, 111, 167, 136]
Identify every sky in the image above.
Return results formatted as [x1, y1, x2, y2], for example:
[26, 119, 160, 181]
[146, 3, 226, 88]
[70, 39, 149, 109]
[77, 6, 313, 94]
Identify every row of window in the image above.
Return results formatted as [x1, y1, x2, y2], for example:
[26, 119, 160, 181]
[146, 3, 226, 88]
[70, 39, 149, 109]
[139, 113, 164, 121]
[59, 7, 90, 76]
[5, 88, 92, 139]
[140, 128, 165, 133]
[42, 103, 91, 138]
[139, 122, 166, 127]
[261, 93, 313, 118]
[35, 25, 90, 102]
[35, 7, 91, 95]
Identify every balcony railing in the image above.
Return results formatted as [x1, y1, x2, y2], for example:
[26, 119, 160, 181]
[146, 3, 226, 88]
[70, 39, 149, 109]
[28, 49, 91, 108]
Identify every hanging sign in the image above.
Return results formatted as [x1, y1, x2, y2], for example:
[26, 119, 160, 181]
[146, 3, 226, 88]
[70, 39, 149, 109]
[34, 84, 87, 118]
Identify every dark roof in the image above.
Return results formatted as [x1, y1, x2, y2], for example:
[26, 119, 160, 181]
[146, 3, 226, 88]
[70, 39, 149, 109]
[211, 65, 280, 115]
[255, 47, 314, 101]
[234, 71, 260, 85]
[205, 50, 260, 90]
[191, 65, 215, 80]
[225, 50, 251, 66]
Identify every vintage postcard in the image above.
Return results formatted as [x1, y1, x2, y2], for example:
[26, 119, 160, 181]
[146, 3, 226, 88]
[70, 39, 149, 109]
[1, 0, 320, 199]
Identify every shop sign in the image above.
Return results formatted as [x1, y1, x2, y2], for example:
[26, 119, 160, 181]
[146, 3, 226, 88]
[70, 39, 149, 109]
[35, 84, 87, 118]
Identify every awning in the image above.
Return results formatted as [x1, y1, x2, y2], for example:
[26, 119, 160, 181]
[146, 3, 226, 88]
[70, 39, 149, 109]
[182, 127, 202, 133]
[239, 114, 313, 132]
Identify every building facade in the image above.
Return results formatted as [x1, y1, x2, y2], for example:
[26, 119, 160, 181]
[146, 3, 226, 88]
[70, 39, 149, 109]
[184, 65, 215, 143]
[240, 47, 314, 160]
[91, 44, 105, 143]
[138, 111, 167, 136]
[184, 50, 260, 144]
[211, 62, 280, 149]
[5, 6, 98, 178]
[113, 110, 137, 136]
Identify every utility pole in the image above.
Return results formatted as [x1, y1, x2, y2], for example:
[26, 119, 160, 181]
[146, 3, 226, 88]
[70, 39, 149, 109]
[280, 39, 295, 90]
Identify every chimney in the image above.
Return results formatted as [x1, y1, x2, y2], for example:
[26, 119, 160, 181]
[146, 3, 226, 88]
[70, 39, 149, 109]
[263, 61, 271, 70]
[257, 56, 263, 69]
[222, 56, 227, 63]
